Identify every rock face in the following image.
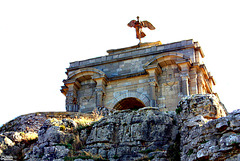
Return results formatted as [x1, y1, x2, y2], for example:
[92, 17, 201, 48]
[0, 112, 93, 160]
[23, 108, 179, 161]
[1, 94, 240, 161]
[0, 113, 45, 160]
[24, 118, 77, 160]
[178, 95, 239, 161]
[83, 108, 179, 160]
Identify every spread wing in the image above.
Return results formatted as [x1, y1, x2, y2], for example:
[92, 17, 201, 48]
[141, 21, 155, 30]
[127, 20, 136, 27]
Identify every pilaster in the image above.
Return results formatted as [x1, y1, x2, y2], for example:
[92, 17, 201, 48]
[189, 68, 198, 95]
[94, 77, 107, 108]
[181, 73, 189, 96]
[146, 66, 161, 107]
[179, 63, 190, 96]
[197, 72, 204, 94]
[65, 83, 78, 112]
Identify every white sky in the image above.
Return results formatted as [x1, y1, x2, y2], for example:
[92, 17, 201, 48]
[0, 0, 240, 126]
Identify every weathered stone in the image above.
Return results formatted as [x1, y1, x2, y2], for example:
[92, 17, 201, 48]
[61, 40, 220, 113]
[197, 148, 209, 159]
[216, 121, 229, 131]
[230, 120, 240, 127]
[1, 94, 240, 160]
[225, 153, 240, 161]
[43, 146, 69, 159]
[179, 95, 240, 161]
[0, 135, 15, 150]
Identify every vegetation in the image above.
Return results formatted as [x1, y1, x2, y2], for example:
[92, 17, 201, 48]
[200, 140, 208, 144]
[77, 122, 96, 132]
[60, 125, 66, 131]
[167, 134, 180, 161]
[187, 149, 193, 156]
[113, 155, 119, 159]
[20, 132, 38, 144]
[175, 106, 182, 114]
[75, 108, 103, 132]
[64, 151, 108, 161]
[55, 143, 73, 150]
[63, 109, 105, 160]
[136, 156, 154, 161]
[139, 149, 154, 154]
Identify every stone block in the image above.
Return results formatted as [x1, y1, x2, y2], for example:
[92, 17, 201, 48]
[113, 55, 119, 59]
[106, 55, 113, 61]
[157, 45, 164, 51]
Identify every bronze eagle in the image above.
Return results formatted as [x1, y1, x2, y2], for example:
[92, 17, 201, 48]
[128, 16, 155, 43]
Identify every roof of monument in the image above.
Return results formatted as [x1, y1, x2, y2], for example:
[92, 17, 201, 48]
[68, 39, 204, 71]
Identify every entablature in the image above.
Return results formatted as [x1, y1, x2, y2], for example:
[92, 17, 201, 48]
[67, 39, 196, 71]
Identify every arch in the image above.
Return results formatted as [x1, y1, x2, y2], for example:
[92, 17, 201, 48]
[113, 97, 145, 110]
[108, 91, 150, 109]
[68, 67, 106, 80]
[144, 52, 191, 68]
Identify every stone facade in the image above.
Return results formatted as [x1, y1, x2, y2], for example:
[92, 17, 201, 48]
[61, 40, 216, 112]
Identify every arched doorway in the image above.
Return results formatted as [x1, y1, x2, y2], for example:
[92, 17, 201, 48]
[113, 97, 145, 110]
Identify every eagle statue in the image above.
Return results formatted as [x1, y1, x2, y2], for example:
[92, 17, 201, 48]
[127, 16, 155, 43]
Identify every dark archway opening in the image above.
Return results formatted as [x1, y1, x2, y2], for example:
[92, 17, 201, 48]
[113, 97, 145, 110]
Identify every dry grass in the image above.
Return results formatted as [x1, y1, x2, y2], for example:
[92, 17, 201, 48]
[83, 151, 105, 160]
[91, 108, 104, 121]
[20, 132, 38, 144]
[73, 116, 95, 127]
[73, 108, 103, 127]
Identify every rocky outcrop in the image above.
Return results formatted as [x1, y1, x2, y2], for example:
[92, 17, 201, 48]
[0, 112, 93, 160]
[23, 108, 179, 161]
[178, 94, 239, 161]
[1, 94, 240, 161]
[24, 118, 78, 160]
[83, 107, 179, 161]
[0, 113, 45, 160]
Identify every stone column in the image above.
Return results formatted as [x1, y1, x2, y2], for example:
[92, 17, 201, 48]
[181, 73, 189, 96]
[94, 77, 106, 108]
[149, 81, 157, 107]
[179, 63, 190, 96]
[189, 68, 198, 95]
[65, 83, 78, 112]
[146, 68, 160, 107]
[197, 73, 203, 94]
[96, 88, 104, 108]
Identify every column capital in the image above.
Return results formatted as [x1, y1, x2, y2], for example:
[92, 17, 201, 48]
[180, 72, 189, 80]
[95, 87, 104, 92]
[94, 77, 107, 86]
[149, 81, 157, 87]
[145, 65, 162, 76]
[178, 62, 190, 72]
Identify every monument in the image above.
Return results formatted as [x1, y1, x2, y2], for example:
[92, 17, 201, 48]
[61, 17, 216, 113]
[61, 39, 216, 113]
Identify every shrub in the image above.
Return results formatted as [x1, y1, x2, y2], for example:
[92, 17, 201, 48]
[21, 132, 38, 144]
[139, 149, 154, 154]
[64, 151, 108, 161]
[187, 149, 193, 156]
[92, 108, 104, 121]
[59, 125, 66, 131]
[175, 106, 182, 114]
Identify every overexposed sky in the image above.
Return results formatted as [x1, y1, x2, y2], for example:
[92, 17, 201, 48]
[0, 0, 239, 125]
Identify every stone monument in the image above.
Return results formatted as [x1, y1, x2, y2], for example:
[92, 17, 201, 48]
[61, 39, 216, 113]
